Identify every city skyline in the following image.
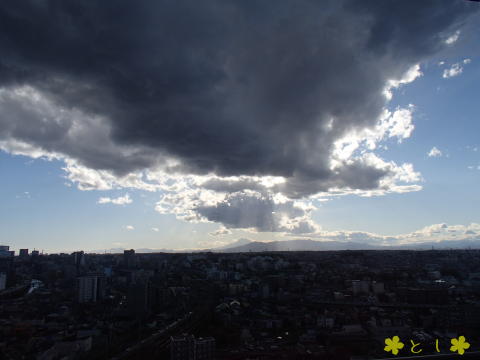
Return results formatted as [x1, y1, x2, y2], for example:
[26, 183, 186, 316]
[0, 1, 480, 253]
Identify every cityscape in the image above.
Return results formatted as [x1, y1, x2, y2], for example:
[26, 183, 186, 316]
[2, 245, 480, 359]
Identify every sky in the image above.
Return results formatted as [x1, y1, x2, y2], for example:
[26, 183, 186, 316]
[0, 0, 479, 253]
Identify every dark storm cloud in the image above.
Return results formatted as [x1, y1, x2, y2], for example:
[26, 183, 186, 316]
[195, 191, 316, 233]
[201, 178, 268, 193]
[0, 0, 476, 195]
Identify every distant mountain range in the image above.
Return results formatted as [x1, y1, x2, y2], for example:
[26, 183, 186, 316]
[213, 238, 253, 250]
[216, 239, 376, 252]
[89, 237, 480, 254]
[216, 238, 480, 252]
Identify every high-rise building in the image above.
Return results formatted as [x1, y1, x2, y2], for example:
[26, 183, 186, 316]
[0, 273, 6, 291]
[0, 256, 14, 288]
[72, 251, 86, 274]
[127, 280, 151, 318]
[352, 280, 370, 295]
[0, 245, 12, 258]
[19, 249, 29, 258]
[77, 274, 106, 303]
[124, 249, 136, 269]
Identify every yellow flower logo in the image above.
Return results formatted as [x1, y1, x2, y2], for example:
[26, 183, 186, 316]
[450, 336, 470, 355]
[384, 336, 404, 355]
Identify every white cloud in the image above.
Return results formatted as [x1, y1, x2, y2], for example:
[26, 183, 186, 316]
[16, 191, 31, 199]
[0, 138, 60, 160]
[399, 223, 480, 243]
[125, 225, 134, 231]
[464, 58, 471, 64]
[427, 146, 442, 158]
[323, 153, 422, 199]
[384, 64, 423, 100]
[98, 193, 132, 205]
[332, 106, 415, 162]
[442, 63, 463, 78]
[63, 159, 161, 192]
[299, 222, 480, 245]
[209, 226, 232, 236]
[156, 188, 320, 234]
[445, 30, 460, 45]
[151, 227, 159, 232]
[382, 106, 415, 140]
